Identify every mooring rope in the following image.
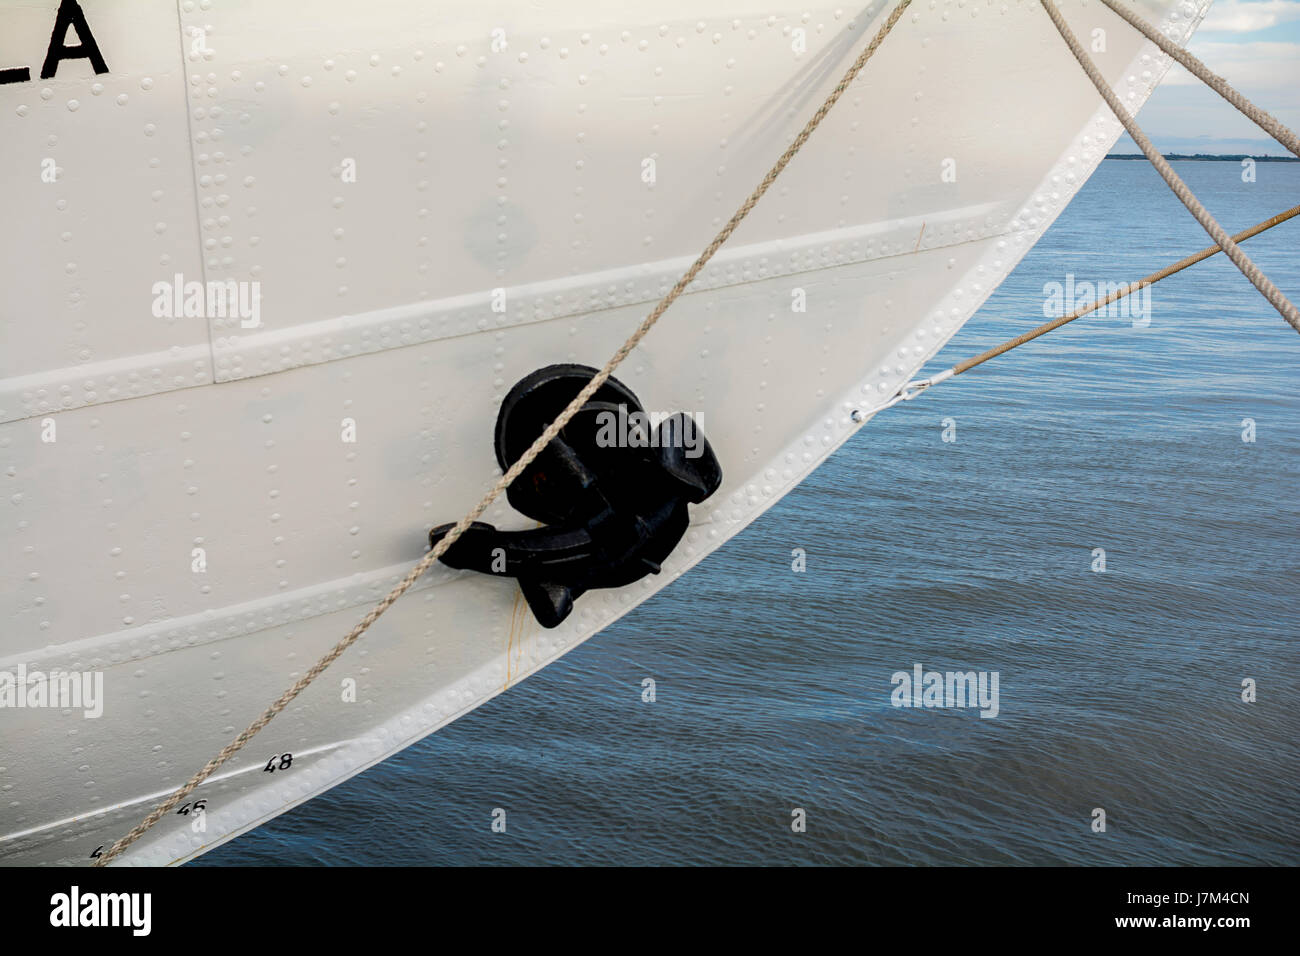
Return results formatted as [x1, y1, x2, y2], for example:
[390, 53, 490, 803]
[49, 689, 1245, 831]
[945, 204, 1300, 377]
[93, 0, 915, 866]
[861, 203, 1300, 415]
[1099, 0, 1300, 159]
[1040, 0, 1300, 334]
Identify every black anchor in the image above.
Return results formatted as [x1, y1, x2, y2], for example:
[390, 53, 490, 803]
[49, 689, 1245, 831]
[429, 364, 722, 628]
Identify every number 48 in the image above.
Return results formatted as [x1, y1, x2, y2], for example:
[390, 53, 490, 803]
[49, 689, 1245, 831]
[263, 753, 293, 773]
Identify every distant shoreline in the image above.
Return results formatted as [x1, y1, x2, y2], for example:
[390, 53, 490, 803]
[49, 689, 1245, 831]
[1105, 153, 1298, 162]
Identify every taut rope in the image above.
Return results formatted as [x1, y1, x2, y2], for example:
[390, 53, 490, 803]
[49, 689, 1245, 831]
[1040, 0, 1300, 334]
[855, 205, 1299, 416]
[948, 205, 1300, 378]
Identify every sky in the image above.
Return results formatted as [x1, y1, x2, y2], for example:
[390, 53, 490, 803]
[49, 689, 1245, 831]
[1114, 0, 1300, 154]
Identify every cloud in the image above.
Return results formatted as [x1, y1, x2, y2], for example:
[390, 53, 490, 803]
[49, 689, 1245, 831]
[1104, 1, 1300, 149]
[1162, 40, 1300, 90]
[1196, 0, 1300, 32]
[1131, 79, 1299, 153]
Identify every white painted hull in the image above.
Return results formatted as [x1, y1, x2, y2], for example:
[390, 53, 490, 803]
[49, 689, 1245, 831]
[0, 0, 1206, 865]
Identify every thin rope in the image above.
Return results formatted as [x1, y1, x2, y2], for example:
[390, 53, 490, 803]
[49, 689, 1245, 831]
[93, 0, 914, 867]
[851, 204, 1299, 418]
[949, 204, 1300, 376]
[1040, 0, 1300, 334]
[1099, 0, 1300, 159]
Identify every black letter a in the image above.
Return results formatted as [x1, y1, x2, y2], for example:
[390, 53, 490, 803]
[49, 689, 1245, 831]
[40, 0, 109, 79]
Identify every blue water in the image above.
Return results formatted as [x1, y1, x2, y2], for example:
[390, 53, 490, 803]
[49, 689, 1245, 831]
[199, 160, 1300, 866]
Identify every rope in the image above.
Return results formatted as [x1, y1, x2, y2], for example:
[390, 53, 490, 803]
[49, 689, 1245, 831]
[949, 204, 1300, 376]
[855, 204, 1299, 418]
[93, 0, 914, 867]
[1040, 0, 1300, 334]
[1099, 0, 1300, 159]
